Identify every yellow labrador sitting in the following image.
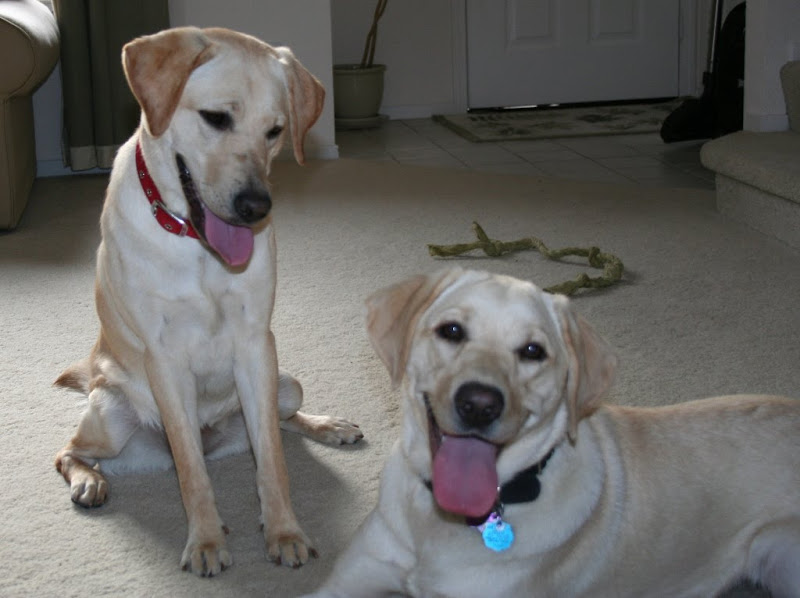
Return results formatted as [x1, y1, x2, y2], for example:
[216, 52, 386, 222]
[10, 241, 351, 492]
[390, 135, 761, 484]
[55, 27, 362, 577]
[307, 268, 800, 597]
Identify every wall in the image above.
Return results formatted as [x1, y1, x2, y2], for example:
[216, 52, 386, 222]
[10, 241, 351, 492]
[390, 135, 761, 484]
[33, 0, 337, 176]
[330, 0, 466, 118]
[743, 0, 800, 132]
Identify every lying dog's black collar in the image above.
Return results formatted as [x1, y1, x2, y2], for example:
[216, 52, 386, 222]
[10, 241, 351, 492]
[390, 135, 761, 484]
[496, 448, 554, 505]
[424, 448, 555, 525]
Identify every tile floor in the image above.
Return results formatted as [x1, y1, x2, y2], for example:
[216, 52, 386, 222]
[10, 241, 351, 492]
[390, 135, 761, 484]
[335, 117, 716, 191]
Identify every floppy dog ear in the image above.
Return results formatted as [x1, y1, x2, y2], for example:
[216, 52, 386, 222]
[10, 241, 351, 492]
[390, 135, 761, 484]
[122, 27, 218, 138]
[366, 268, 464, 386]
[549, 295, 617, 442]
[275, 46, 325, 165]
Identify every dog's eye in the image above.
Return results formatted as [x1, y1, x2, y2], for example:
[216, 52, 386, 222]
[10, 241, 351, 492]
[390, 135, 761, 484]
[517, 342, 547, 361]
[267, 125, 283, 140]
[436, 322, 466, 343]
[199, 110, 233, 131]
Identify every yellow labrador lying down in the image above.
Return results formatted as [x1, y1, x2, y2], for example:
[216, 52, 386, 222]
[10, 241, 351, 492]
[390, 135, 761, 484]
[307, 268, 800, 597]
[55, 27, 362, 577]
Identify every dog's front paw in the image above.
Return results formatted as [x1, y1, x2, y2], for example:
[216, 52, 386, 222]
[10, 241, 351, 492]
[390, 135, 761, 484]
[320, 416, 364, 445]
[266, 528, 318, 568]
[181, 533, 232, 577]
[69, 467, 109, 507]
[303, 413, 365, 445]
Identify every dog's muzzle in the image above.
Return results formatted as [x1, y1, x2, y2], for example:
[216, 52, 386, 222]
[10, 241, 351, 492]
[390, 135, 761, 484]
[175, 153, 258, 267]
[426, 391, 501, 518]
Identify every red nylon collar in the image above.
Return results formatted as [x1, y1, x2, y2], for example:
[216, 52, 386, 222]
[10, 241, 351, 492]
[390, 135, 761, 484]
[135, 141, 200, 239]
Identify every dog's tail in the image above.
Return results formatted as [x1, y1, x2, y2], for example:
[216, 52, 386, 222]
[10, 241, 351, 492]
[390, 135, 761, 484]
[54, 358, 91, 394]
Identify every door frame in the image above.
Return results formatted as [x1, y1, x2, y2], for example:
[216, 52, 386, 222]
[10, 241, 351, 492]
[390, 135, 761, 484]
[448, 0, 702, 113]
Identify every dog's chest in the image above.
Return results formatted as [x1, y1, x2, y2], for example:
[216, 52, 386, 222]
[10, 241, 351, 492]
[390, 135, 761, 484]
[410, 524, 530, 597]
[157, 278, 268, 386]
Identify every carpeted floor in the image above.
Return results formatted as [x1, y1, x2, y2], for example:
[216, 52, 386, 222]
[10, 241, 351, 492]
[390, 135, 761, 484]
[433, 100, 681, 142]
[2, 158, 796, 597]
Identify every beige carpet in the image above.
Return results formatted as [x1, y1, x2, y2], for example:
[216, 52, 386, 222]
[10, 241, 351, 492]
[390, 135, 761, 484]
[2, 158, 796, 597]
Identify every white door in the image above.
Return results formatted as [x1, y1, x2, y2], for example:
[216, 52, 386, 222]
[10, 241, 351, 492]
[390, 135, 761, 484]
[466, 0, 681, 109]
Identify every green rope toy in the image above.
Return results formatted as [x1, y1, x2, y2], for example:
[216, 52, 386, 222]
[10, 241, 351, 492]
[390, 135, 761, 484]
[428, 221, 624, 296]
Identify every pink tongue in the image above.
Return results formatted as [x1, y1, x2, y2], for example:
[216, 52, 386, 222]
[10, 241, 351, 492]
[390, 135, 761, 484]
[432, 435, 499, 518]
[202, 205, 254, 267]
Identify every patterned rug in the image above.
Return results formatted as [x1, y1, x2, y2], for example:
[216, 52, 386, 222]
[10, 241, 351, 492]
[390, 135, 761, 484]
[433, 100, 680, 142]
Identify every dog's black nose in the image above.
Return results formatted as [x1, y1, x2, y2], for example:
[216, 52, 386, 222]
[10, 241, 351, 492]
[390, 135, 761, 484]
[454, 382, 504, 429]
[234, 188, 272, 223]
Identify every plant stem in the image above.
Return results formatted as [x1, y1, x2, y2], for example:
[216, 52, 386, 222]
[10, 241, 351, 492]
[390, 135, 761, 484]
[360, 0, 389, 68]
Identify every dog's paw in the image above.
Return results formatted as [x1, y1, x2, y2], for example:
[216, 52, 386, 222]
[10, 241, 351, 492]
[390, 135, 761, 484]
[282, 411, 364, 445]
[298, 413, 364, 445]
[69, 468, 109, 507]
[181, 535, 233, 577]
[320, 416, 364, 445]
[266, 529, 318, 568]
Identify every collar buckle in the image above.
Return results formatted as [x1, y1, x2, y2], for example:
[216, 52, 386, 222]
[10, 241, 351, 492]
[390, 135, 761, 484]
[151, 200, 191, 237]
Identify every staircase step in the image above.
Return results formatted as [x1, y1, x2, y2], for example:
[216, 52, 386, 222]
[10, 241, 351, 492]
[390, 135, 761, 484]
[701, 131, 800, 205]
[701, 131, 800, 249]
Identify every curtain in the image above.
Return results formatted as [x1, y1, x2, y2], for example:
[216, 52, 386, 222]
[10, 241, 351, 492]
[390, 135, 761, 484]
[53, 0, 168, 170]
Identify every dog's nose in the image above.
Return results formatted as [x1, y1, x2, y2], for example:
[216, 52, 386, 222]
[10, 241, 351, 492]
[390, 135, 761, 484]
[454, 382, 504, 429]
[234, 188, 272, 223]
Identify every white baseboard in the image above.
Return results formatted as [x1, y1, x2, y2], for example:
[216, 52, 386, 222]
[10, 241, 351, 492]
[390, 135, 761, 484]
[307, 143, 339, 160]
[744, 112, 790, 132]
[382, 103, 465, 119]
[36, 160, 108, 178]
[277, 143, 339, 161]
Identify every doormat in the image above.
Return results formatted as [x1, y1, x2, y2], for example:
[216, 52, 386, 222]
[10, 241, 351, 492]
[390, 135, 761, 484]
[432, 100, 680, 142]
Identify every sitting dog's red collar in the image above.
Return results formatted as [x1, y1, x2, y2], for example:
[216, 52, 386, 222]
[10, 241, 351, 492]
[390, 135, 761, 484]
[135, 141, 200, 240]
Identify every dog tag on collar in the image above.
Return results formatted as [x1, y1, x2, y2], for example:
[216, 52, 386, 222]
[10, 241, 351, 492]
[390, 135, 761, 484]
[478, 513, 514, 552]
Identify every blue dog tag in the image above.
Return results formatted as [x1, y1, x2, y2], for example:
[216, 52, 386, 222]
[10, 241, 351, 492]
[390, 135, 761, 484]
[479, 513, 514, 552]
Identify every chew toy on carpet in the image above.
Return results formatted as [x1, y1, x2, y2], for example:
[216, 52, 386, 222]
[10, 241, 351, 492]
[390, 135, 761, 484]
[428, 221, 624, 296]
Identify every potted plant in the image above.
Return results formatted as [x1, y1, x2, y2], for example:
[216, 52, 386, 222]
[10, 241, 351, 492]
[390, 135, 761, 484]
[333, 0, 388, 129]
